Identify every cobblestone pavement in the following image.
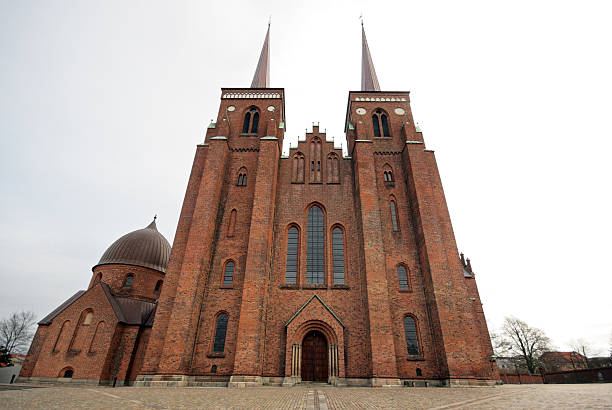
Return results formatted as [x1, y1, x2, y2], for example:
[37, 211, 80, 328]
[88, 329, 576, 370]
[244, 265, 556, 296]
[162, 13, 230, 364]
[0, 383, 611, 409]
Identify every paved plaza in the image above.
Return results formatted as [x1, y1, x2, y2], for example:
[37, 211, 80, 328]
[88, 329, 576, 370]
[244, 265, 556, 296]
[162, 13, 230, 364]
[0, 383, 611, 409]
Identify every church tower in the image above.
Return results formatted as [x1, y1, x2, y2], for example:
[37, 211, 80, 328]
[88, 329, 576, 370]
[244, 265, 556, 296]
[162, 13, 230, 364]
[130, 24, 499, 388]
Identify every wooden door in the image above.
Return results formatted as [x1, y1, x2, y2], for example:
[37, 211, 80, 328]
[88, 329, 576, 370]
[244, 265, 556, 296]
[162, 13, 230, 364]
[301, 330, 328, 381]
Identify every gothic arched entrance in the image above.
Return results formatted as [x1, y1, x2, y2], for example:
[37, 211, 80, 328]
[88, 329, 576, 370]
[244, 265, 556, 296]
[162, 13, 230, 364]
[301, 330, 328, 381]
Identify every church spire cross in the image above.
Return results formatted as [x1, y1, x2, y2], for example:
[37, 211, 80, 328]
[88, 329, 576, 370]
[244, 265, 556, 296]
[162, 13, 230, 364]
[251, 23, 270, 88]
[361, 24, 381, 91]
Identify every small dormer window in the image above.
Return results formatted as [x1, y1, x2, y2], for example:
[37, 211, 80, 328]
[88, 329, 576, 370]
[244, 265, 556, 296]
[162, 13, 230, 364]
[124, 274, 134, 287]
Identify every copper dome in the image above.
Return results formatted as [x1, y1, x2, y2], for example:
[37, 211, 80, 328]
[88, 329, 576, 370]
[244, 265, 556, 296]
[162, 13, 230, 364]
[94, 219, 171, 273]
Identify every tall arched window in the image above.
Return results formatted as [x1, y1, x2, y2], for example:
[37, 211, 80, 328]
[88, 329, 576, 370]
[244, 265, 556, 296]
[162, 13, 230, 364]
[286, 227, 299, 284]
[154, 280, 163, 295]
[398, 265, 409, 290]
[88, 321, 105, 353]
[213, 313, 228, 353]
[327, 153, 340, 183]
[242, 108, 259, 134]
[390, 199, 399, 231]
[237, 168, 247, 186]
[293, 152, 305, 182]
[372, 109, 391, 137]
[310, 138, 322, 182]
[404, 316, 420, 355]
[124, 274, 134, 287]
[332, 227, 345, 284]
[228, 209, 237, 237]
[306, 205, 325, 284]
[223, 261, 235, 287]
[53, 320, 70, 352]
[69, 309, 93, 351]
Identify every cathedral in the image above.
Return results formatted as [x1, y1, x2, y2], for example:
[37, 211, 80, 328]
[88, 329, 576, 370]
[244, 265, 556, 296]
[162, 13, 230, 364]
[20, 25, 499, 387]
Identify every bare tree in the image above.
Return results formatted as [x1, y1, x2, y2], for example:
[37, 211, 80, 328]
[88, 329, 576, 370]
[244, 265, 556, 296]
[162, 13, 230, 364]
[0, 311, 37, 356]
[569, 339, 600, 369]
[501, 316, 552, 374]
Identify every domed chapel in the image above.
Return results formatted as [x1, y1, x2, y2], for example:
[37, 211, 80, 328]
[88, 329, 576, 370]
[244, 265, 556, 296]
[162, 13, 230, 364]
[20, 25, 500, 387]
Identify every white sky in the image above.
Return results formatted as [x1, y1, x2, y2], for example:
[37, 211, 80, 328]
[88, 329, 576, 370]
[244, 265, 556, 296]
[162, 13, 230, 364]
[1, 0, 611, 355]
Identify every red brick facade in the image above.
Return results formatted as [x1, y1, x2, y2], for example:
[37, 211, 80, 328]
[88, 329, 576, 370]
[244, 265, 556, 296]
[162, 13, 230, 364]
[134, 86, 498, 387]
[20, 38, 499, 386]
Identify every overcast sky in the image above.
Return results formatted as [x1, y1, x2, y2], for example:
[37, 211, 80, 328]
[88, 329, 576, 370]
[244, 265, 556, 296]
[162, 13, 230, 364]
[1, 0, 611, 355]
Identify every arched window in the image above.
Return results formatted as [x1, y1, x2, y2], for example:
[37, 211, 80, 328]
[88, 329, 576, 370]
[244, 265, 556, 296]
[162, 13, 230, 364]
[384, 170, 394, 182]
[223, 261, 235, 287]
[83, 311, 93, 325]
[211, 365, 217, 373]
[293, 152, 305, 182]
[372, 109, 391, 137]
[53, 320, 70, 352]
[242, 111, 251, 133]
[242, 108, 259, 134]
[327, 153, 340, 183]
[372, 114, 381, 137]
[306, 205, 325, 284]
[88, 321, 105, 353]
[69, 309, 93, 351]
[286, 227, 299, 284]
[404, 316, 420, 355]
[213, 313, 228, 353]
[416, 368, 422, 376]
[390, 199, 399, 231]
[398, 265, 409, 290]
[60, 367, 74, 378]
[332, 227, 345, 284]
[124, 274, 134, 287]
[228, 209, 237, 237]
[310, 138, 322, 182]
[154, 280, 163, 295]
[237, 168, 247, 186]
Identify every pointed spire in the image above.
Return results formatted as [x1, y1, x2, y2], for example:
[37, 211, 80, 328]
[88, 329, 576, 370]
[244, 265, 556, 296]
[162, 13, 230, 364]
[146, 216, 158, 231]
[361, 24, 380, 91]
[251, 23, 270, 88]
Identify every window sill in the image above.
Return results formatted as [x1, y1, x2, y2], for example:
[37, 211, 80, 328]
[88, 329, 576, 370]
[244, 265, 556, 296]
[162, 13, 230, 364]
[385, 182, 395, 187]
[280, 284, 299, 289]
[399, 289, 413, 293]
[331, 284, 350, 289]
[302, 284, 327, 289]
[309, 182, 323, 185]
[406, 356, 426, 361]
[291, 181, 304, 184]
[326, 182, 340, 185]
[207, 353, 226, 358]
[219, 286, 234, 289]
[240, 133, 258, 137]
[374, 137, 392, 140]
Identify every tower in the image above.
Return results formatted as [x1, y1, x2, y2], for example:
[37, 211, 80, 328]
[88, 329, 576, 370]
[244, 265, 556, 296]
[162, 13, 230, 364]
[133, 24, 499, 387]
[20, 23, 499, 387]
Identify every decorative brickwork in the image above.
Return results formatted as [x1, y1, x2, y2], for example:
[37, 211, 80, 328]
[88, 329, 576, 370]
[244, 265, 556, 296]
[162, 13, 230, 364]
[20, 28, 499, 387]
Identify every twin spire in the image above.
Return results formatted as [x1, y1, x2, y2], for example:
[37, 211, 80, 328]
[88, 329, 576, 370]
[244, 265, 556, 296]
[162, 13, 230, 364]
[249, 23, 380, 91]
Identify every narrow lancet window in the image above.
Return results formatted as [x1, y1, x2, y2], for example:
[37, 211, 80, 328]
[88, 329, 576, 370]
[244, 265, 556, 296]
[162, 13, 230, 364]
[251, 112, 259, 133]
[332, 227, 345, 284]
[242, 112, 251, 133]
[286, 227, 299, 284]
[306, 205, 324, 284]
[381, 114, 390, 137]
[372, 114, 381, 137]
[223, 261, 234, 287]
[404, 316, 420, 355]
[213, 314, 228, 353]
[398, 265, 409, 290]
[390, 200, 399, 231]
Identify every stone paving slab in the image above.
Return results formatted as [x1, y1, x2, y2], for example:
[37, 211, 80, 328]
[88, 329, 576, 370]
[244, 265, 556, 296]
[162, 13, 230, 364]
[0, 384, 611, 409]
